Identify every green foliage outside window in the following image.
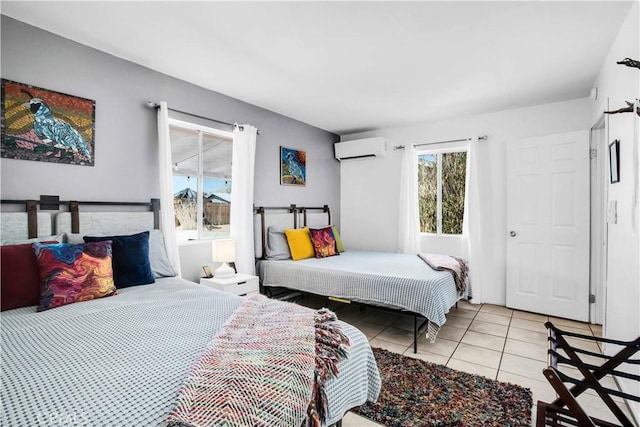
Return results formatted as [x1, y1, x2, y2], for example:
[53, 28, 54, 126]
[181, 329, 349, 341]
[418, 154, 437, 233]
[418, 151, 467, 234]
[442, 152, 467, 234]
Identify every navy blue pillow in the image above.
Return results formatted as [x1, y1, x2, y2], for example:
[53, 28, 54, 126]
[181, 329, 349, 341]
[84, 231, 155, 288]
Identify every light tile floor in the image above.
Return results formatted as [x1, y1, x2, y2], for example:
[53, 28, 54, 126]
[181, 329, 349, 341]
[293, 294, 638, 427]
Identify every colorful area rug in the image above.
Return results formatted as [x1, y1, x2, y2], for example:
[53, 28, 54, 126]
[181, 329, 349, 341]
[352, 348, 532, 426]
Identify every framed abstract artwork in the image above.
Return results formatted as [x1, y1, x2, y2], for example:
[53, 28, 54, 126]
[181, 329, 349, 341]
[280, 146, 306, 186]
[1, 79, 95, 166]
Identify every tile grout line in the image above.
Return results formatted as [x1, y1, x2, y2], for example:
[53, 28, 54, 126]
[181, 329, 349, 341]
[495, 311, 514, 381]
[445, 303, 480, 367]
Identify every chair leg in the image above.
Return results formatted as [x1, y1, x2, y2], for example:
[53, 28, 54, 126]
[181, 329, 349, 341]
[535, 402, 547, 427]
[413, 314, 418, 353]
[543, 367, 597, 427]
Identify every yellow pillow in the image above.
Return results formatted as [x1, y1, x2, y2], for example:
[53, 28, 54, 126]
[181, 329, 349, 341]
[284, 228, 315, 261]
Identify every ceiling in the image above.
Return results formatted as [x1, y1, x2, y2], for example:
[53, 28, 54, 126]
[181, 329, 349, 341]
[1, 1, 633, 135]
[169, 125, 233, 179]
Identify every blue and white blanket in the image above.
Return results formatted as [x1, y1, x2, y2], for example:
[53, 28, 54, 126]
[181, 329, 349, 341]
[259, 250, 468, 341]
[1, 278, 380, 426]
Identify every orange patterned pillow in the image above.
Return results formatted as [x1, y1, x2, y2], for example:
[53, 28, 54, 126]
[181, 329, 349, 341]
[33, 241, 118, 311]
[309, 227, 339, 258]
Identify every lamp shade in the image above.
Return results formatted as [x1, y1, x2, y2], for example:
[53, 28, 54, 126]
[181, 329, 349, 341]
[212, 239, 236, 263]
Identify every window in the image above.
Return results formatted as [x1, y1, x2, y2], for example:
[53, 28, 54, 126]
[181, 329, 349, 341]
[169, 120, 233, 242]
[417, 149, 467, 235]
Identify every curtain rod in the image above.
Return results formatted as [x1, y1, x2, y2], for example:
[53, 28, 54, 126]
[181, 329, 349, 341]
[146, 101, 261, 135]
[393, 135, 487, 150]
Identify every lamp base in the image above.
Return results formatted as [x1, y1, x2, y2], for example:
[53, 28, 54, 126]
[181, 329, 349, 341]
[214, 262, 235, 279]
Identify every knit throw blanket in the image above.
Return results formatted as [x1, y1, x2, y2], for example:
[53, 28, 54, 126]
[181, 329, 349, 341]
[418, 253, 468, 295]
[167, 294, 350, 427]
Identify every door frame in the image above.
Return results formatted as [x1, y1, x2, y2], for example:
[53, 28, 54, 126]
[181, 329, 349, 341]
[589, 116, 608, 325]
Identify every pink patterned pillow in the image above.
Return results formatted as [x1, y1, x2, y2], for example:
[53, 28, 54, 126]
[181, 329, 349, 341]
[309, 227, 339, 258]
[33, 241, 118, 311]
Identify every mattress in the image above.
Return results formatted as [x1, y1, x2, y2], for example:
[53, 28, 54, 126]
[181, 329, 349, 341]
[258, 250, 465, 329]
[1, 278, 380, 426]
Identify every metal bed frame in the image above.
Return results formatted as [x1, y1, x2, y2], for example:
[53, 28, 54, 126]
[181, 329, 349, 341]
[254, 204, 435, 354]
[1, 194, 160, 237]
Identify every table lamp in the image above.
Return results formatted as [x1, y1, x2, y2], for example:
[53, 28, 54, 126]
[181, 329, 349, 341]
[212, 239, 236, 278]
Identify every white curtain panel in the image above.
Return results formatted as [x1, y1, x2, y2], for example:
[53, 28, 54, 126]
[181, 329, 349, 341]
[462, 140, 484, 303]
[157, 101, 182, 277]
[397, 145, 419, 253]
[230, 124, 257, 275]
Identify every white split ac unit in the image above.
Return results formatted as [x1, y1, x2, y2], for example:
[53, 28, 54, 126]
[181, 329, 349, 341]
[334, 137, 387, 161]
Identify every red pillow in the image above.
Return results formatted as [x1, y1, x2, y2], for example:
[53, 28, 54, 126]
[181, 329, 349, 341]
[1, 242, 54, 311]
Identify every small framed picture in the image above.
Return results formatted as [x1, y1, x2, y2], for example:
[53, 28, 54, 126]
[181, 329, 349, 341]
[609, 140, 620, 184]
[202, 265, 213, 278]
[280, 146, 306, 186]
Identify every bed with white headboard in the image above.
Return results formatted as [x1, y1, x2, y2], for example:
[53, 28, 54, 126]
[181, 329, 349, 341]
[254, 205, 469, 352]
[0, 196, 380, 426]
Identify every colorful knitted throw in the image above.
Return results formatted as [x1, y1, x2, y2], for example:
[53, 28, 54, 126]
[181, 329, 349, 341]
[167, 294, 350, 427]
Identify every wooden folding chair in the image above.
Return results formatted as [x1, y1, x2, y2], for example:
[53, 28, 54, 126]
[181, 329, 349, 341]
[537, 321, 640, 427]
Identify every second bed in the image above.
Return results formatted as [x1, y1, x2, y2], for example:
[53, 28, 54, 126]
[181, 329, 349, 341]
[255, 206, 470, 351]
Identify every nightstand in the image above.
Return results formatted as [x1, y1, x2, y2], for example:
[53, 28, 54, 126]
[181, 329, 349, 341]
[199, 273, 259, 296]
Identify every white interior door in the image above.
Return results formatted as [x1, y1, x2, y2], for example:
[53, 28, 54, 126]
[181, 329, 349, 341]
[506, 131, 590, 321]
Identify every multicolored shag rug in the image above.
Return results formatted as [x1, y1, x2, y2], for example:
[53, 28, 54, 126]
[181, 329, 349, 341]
[352, 347, 532, 427]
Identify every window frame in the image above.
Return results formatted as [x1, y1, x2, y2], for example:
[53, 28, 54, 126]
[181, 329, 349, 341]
[416, 143, 468, 236]
[169, 118, 233, 242]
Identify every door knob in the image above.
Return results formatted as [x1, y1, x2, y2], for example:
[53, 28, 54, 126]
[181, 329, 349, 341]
[510, 231, 517, 237]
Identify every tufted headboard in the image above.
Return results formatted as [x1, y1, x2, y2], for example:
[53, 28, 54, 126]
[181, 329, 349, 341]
[1, 195, 160, 242]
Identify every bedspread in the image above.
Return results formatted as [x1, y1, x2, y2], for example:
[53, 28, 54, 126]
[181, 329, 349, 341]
[1, 278, 380, 426]
[259, 251, 467, 341]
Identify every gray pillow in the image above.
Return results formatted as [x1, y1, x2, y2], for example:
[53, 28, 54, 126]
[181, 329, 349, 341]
[266, 226, 292, 260]
[149, 229, 177, 278]
[64, 232, 85, 244]
[1, 234, 65, 245]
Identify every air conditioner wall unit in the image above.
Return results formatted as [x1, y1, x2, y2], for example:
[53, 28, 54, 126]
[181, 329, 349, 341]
[334, 137, 387, 161]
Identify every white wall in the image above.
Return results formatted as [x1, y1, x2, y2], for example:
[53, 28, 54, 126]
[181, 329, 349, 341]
[178, 241, 213, 283]
[590, 2, 639, 421]
[341, 97, 592, 305]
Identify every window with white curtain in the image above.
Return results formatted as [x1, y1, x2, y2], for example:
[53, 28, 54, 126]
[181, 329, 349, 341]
[169, 119, 233, 242]
[417, 147, 467, 235]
